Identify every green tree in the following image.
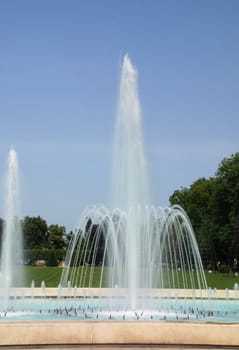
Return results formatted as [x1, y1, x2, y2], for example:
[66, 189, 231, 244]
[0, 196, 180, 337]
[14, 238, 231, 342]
[48, 224, 67, 249]
[169, 153, 239, 267]
[46, 249, 58, 266]
[212, 153, 239, 263]
[170, 177, 216, 267]
[22, 216, 48, 249]
[85, 218, 106, 265]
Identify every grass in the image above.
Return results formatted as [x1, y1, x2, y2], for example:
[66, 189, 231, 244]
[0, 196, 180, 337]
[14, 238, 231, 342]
[14, 266, 107, 288]
[205, 270, 239, 290]
[11, 266, 239, 290]
[14, 266, 62, 287]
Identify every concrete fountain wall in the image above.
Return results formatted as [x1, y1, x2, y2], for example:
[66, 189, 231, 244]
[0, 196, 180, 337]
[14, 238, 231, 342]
[0, 320, 239, 346]
[2, 287, 239, 299]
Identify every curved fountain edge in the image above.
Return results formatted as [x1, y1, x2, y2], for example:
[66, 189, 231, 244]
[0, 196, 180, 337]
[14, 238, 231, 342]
[3, 287, 238, 299]
[0, 320, 238, 346]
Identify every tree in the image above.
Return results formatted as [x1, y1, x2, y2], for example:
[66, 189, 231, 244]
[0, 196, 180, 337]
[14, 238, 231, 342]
[48, 224, 67, 249]
[22, 216, 48, 249]
[46, 249, 58, 266]
[170, 177, 216, 267]
[85, 218, 106, 265]
[169, 153, 239, 267]
[212, 153, 239, 263]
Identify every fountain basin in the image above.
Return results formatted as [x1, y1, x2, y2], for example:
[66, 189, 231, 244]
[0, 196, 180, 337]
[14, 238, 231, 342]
[1, 288, 239, 324]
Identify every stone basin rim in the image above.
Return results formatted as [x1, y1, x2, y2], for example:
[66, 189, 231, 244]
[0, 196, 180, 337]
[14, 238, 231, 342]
[0, 320, 238, 347]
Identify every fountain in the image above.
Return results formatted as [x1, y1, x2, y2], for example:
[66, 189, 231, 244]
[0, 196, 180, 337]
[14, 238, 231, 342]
[60, 54, 207, 314]
[0, 147, 23, 310]
[0, 56, 239, 347]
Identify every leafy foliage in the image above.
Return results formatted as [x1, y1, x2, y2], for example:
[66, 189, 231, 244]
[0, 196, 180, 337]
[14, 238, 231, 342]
[170, 153, 239, 267]
[22, 216, 48, 249]
[22, 216, 70, 251]
[20, 217, 70, 265]
[24, 249, 66, 266]
[48, 224, 67, 249]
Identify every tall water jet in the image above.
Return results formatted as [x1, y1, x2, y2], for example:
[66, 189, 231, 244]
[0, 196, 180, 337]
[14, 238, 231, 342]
[112, 53, 150, 209]
[0, 148, 23, 309]
[111, 54, 150, 308]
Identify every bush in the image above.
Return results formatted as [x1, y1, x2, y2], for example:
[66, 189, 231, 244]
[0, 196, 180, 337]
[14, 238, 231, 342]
[46, 250, 57, 266]
[24, 249, 66, 266]
[218, 264, 231, 274]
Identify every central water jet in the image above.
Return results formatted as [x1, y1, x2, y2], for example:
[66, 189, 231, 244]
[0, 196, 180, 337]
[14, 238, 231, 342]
[112, 54, 151, 308]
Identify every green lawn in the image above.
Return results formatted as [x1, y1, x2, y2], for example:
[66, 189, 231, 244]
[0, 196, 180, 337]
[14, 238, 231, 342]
[205, 270, 239, 290]
[14, 266, 62, 287]
[12, 266, 239, 290]
[14, 266, 107, 288]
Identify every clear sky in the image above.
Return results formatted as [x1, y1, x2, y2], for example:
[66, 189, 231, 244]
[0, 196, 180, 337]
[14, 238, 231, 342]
[0, 0, 239, 231]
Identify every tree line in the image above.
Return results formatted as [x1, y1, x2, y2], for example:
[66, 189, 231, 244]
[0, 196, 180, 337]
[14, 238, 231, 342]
[0, 216, 73, 266]
[170, 152, 239, 270]
[0, 153, 238, 269]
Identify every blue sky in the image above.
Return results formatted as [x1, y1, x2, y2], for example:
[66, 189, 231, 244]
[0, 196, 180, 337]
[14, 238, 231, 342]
[0, 0, 239, 231]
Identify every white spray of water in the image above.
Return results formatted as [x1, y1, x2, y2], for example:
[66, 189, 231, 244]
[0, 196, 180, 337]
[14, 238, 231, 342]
[112, 54, 150, 209]
[112, 55, 151, 307]
[60, 55, 207, 311]
[0, 148, 23, 309]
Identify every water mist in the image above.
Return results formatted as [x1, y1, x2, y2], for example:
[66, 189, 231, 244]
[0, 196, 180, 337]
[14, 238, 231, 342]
[0, 148, 23, 309]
